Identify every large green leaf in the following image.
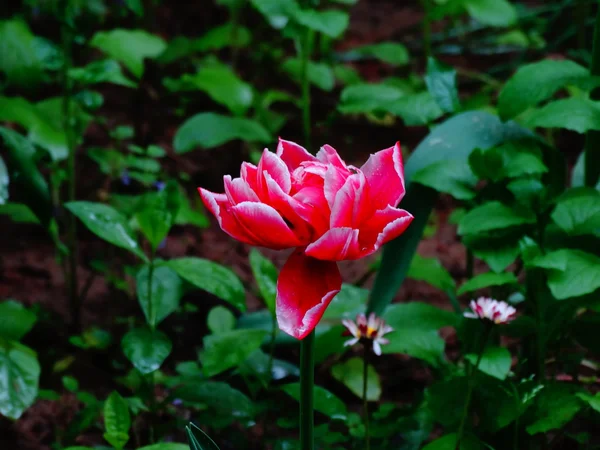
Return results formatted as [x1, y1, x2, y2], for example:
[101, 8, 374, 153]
[0, 301, 37, 341]
[425, 57, 460, 113]
[466, 346, 512, 380]
[174, 381, 253, 419]
[529, 249, 600, 299]
[0, 340, 40, 419]
[526, 384, 582, 434]
[338, 83, 406, 114]
[0, 127, 52, 226]
[463, 0, 516, 27]
[121, 327, 172, 374]
[344, 42, 410, 66]
[293, 9, 349, 38]
[167, 257, 246, 310]
[136, 265, 183, 327]
[281, 383, 347, 419]
[169, 67, 254, 115]
[422, 432, 482, 450]
[458, 201, 535, 235]
[69, 59, 136, 88]
[65, 201, 147, 261]
[186, 423, 221, 450]
[90, 29, 166, 78]
[331, 357, 381, 401]
[250, 0, 299, 29]
[248, 249, 278, 314]
[407, 254, 456, 292]
[382, 328, 446, 366]
[457, 272, 518, 295]
[135, 185, 180, 251]
[282, 58, 335, 91]
[0, 19, 43, 88]
[551, 188, 600, 236]
[386, 91, 444, 126]
[412, 159, 477, 200]
[498, 59, 592, 120]
[173, 113, 271, 153]
[368, 111, 533, 315]
[524, 98, 600, 134]
[103, 391, 131, 450]
[207, 306, 236, 334]
[201, 329, 267, 377]
[138, 444, 189, 450]
[384, 302, 457, 330]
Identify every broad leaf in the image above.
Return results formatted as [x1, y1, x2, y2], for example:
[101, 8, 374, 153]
[168, 257, 246, 310]
[384, 302, 457, 330]
[551, 188, 600, 236]
[173, 381, 253, 418]
[65, 201, 147, 261]
[139, 444, 189, 450]
[368, 112, 533, 315]
[322, 283, 368, 321]
[282, 58, 335, 91]
[466, 346, 512, 380]
[121, 327, 172, 374]
[0, 340, 40, 419]
[103, 391, 131, 450]
[524, 98, 600, 134]
[458, 201, 535, 235]
[136, 265, 183, 327]
[135, 185, 181, 251]
[293, 9, 349, 38]
[498, 59, 592, 120]
[207, 306, 236, 334]
[282, 383, 347, 419]
[331, 357, 381, 401]
[0, 19, 43, 88]
[382, 328, 446, 366]
[249, 249, 278, 314]
[422, 432, 482, 450]
[412, 159, 477, 200]
[174, 113, 271, 153]
[90, 29, 167, 78]
[386, 91, 444, 126]
[526, 384, 582, 434]
[457, 272, 518, 295]
[201, 329, 268, 376]
[344, 42, 409, 66]
[529, 249, 600, 299]
[464, 0, 517, 27]
[69, 59, 136, 88]
[186, 423, 221, 450]
[338, 83, 406, 114]
[407, 254, 456, 292]
[250, 0, 299, 29]
[425, 57, 460, 113]
[0, 301, 37, 341]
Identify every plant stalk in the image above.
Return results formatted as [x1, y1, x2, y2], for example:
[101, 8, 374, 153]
[300, 28, 314, 150]
[363, 343, 371, 450]
[61, 10, 79, 333]
[421, 0, 432, 60]
[300, 330, 315, 450]
[584, 4, 600, 187]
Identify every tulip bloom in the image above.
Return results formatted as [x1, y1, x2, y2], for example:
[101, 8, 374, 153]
[199, 139, 413, 339]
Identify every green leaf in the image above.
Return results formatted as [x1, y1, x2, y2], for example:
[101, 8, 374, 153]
[135, 185, 180, 251]
[458, 201, 535, 235]
[331, 357, 381, 401]
[386, 91, 444, 126]
[464, 234, 521, 273]
[384, 302, 457, 331]
[170, 67, 254, 115]
[466, 346, 512, 380]
[498, 59, 592, 120]
[338, 83, 406, 114]
[407, 254, 456, 292]
[282, 58, 335, 91]
[422, 432, 482, 450]
[0, 19, 43, 88]
[186, 423, 221, 450]
[174, 113, 271, 153]
[382, 329, 446, 366]
[121, 327, 172, 374]
[103, 391, 131, 450]
[346, 42, 409, 66]
[526, 385, 582, 434]
[65, 201, 147, 261]
[0, 203, 38, 224]
[0, 341, 40, 419]
[195, 23, 251, 51]
[322, 283, 368, 321]
[425, 57, 460, 113]
[124, 0, 144, 16]
[576, 392, 600, 413]
[174, 381, 253, 418]
[0, 127, 52, 226]
[457, 272, 518, 295]
[250, 0, 300, 29]
[293, 9, 349, 38]
[529, 249, 600, 299]
[0, 301, 37, 341]
[90, 29, 167, 78]
[69, 59, 136, 88]
[138, 444, 189, 450]
[463, 0, 517, 27]
[207, 306, 236, 334]
[470, 140, 548, 182]
[249, 249, 278, 315]
[412, 159, 477, 200]
[136, 265, 182, 327]
[368, 111, 533, 316]
[524, 98, 600, 134]
[0, 157, 7, 205]
[282, 383, 347, 419]
[202, 329, 267, 377]
[551, 188, 600, 236]
[167, 257, 246, 310]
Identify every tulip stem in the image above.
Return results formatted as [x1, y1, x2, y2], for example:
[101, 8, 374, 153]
[300, 330, 315, 450]
[455, 325, 491, 450]
[300, 27, 314, 150]
[363, 343, 371, 450]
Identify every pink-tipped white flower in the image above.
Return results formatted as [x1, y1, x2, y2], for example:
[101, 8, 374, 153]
[342, 313, 393, 356]
[464, 297, 516, 324]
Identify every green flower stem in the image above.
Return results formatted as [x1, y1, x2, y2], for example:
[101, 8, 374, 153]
[300, 330, 315, 450]
[455, 325, 491, 450]
[267, 314, 277, 383]
[585, 5, 600, 187]
[421, 0, 432, 60]
[300, 28, 315, 150]
[147, 254, 155, 330]
[60, 7, 79, 334]
[363, 343, 371, 450]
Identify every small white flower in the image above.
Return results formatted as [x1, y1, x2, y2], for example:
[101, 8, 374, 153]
[342, 313, 393, 356]
[464, 297, 516, 324]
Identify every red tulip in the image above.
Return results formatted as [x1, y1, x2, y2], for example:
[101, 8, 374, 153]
[199, 139, 413, 339]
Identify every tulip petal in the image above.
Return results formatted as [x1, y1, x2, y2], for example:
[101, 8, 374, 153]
[323, 163, 351, 209]
[360, 142, 406, 210]
[257, 149, 292, 195]
[330, 172, 370, 229]
[305, 227, 361, 261]
[276, 250, 342, 339]
[365, 207, 413, 251]
[240, 162, 260, 193]
[230, 201, 302, 249]
[223, 175, 259, 204]
[317, 144, 348, 171]
[276, 138, 316, 171]
[198, 188, 257, 245]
